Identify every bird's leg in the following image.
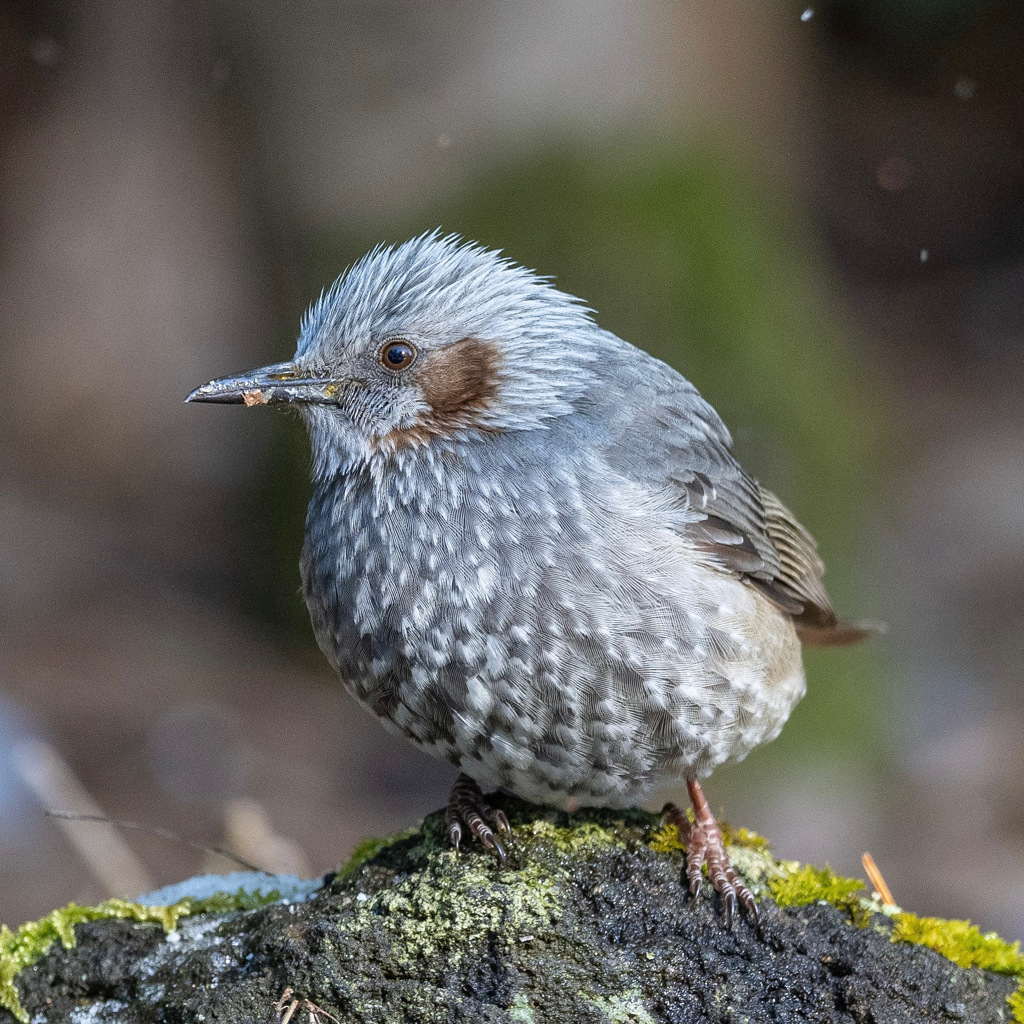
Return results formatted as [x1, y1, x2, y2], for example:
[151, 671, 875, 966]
[445, 773, 511, 867]
[665, 779, 758, 929]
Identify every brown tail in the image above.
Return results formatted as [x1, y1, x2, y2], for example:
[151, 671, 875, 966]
[797, 619, 886, 647]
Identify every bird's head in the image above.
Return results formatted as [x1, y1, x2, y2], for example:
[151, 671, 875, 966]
[186, 233, 599, 476]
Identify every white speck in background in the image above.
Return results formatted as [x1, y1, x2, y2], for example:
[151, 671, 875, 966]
[954, 77, 976, 101]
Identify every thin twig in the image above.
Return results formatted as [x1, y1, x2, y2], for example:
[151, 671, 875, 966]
[862, 851, 896, 907]
[15, 739, 154, 896]
[46, 811, 263, 873]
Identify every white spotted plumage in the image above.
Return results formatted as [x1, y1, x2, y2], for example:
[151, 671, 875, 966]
[291, 232, 821, 809]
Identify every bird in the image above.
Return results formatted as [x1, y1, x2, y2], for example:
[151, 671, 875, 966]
[186, 232, 870, 927]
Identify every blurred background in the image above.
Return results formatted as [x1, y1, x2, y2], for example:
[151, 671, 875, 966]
[2, 0, 1023, 939]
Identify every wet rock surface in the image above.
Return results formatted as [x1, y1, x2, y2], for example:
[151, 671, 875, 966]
[3, 801, 1019, 1023]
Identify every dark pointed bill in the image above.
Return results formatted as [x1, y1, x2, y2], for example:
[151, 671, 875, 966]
[185, 362, 345, 406]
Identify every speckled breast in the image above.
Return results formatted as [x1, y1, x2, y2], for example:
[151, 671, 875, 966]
[300, 433, 806, 809]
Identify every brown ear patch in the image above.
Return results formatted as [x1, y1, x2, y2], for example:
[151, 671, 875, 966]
[377, 337, 502, 451]
[421, 336, 501, 418]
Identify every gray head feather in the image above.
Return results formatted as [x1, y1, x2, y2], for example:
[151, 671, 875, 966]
[297, 231, 594, 362]
[293, 232, 612, 472]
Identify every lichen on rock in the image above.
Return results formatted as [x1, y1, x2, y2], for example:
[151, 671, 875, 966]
[2, 799, 1022, 1023]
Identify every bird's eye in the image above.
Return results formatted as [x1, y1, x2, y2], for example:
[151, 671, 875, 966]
[380, 341, 417, 371]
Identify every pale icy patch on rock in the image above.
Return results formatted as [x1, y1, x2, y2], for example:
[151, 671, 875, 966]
[138, 871, 318, 906]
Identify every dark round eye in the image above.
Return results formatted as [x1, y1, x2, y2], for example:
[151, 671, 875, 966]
[380, 341, 417, 371]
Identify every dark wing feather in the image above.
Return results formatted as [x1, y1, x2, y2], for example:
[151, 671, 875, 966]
[755, 487, 835, 628]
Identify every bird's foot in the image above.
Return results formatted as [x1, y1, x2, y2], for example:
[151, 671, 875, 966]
[663, 778, 758, 929]
[445, 773, 511, 867]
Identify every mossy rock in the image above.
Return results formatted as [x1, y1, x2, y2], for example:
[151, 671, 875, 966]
[2, 800, 1022, 1023]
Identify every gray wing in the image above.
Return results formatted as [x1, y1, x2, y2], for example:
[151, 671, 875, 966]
[593, 339, 845, 637]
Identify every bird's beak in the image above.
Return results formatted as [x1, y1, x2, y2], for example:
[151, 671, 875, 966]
[185, 362, 347, 407]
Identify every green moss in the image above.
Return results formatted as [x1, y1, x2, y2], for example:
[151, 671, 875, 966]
[0, 888, 281, 1023]
[647, 817, 770, 856]
[338, 826, 419, 879]
[647, 821, 687, 854]
[647, 828, 1024, 1024]
[891, 913, 1024, 976]
[720, 824, 771, 853]
[1007, 984, 1024, 1024]
[521, 817, 624, 855]
[767, 864, 865, 913]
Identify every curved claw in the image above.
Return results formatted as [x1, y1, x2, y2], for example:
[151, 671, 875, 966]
[446, 774, 511, 867]
[447, 820, 462, 854]
[479, 830, 507, 868]
[687, 868, 702, 897]
[723, 890, 736, 932]
[740, 888, 759, 928]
